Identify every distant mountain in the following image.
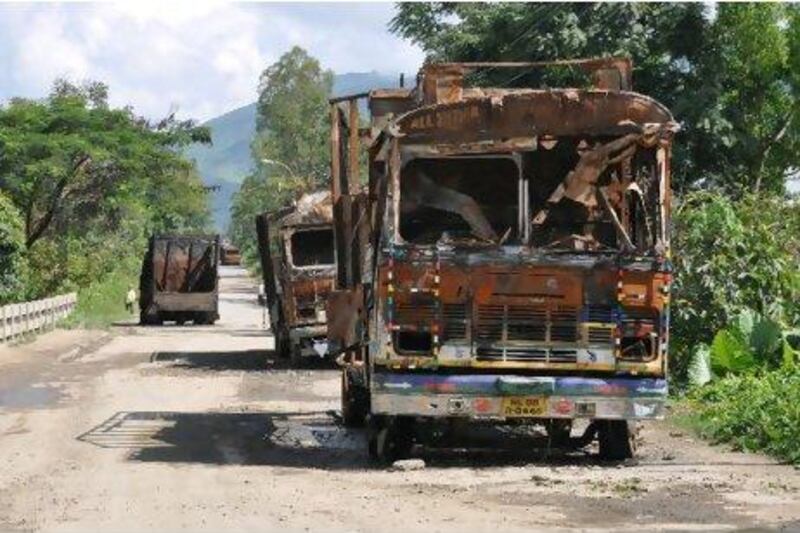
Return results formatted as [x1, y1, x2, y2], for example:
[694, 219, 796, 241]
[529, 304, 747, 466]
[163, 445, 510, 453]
[188, 71, 406, 232]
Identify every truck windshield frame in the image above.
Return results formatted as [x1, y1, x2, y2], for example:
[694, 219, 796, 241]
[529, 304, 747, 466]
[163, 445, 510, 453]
[396, 153, 524, 246]
[395, 140, 665, 255]
[286, 225, 336, 270]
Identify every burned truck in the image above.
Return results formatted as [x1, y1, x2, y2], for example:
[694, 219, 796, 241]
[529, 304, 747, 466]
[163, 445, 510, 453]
[220, 241, 242, 266]
[327, 58, 678, 462]
[139, 234, 220, 325]
[256, 191, 336, 364]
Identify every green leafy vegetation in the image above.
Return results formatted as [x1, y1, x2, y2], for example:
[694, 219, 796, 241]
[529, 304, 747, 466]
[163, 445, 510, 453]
[685, 366, 800, 464]
[62, 256, 142, 329]
[673, 193, 800, 460]
[0, 191, 28, 304]
[671, 192, 800, 382]
[0, 79, 211, 324]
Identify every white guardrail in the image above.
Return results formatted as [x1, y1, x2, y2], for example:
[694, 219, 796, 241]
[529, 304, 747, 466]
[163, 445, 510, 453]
[0, 293, 77, 344]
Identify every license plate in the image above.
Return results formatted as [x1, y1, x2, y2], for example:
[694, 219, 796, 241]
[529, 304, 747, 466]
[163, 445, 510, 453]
[501, 396, 547, 417]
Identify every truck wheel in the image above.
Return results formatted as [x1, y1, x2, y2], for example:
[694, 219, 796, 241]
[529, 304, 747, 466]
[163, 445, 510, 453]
[290, 343, 302, 367]
[140, 311, 162, 326]
[368, 417, 414, 465]
[546, 419, 572, 448]
[194, 313, 216, 325]
[341, 368, 369, 428]
[598, 420, 635, 461]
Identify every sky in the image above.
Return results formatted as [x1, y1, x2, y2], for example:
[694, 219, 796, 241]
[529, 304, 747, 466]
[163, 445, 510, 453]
[0, 2, 425, 121]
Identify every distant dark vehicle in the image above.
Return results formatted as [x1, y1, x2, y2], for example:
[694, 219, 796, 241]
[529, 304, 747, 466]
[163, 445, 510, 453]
[220, 243, 242, 266]
[139, 234, 220, 326]
[256, 191, 335, 365]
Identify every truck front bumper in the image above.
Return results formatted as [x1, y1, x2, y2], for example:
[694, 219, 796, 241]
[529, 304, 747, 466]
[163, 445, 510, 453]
[370, 373, 667, 420]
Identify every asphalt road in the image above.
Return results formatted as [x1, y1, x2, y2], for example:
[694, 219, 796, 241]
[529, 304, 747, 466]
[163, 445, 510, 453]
[1, 266, 799, 532]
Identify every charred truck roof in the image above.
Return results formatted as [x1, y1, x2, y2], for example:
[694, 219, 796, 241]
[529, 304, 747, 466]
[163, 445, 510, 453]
[330, 58, 677, 445]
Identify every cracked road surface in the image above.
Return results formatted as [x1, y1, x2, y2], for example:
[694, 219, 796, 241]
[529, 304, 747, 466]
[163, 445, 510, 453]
[1, 267, 799, 532]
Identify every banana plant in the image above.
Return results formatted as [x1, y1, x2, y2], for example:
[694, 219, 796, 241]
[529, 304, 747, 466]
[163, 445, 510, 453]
[688, 309, 800, 387]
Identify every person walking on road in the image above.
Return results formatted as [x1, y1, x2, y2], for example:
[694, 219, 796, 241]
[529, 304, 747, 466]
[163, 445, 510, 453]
[125, 286, 137, 314]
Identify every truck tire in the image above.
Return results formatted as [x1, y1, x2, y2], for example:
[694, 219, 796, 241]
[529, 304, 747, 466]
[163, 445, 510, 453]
[194, 313, 216, 326]
[368, 417, 414, 465]
[341, 368, 369, 428]
[140, 309, 162, 326]
[290, 342, 302, 367]
[598, 420, 635, 461]
[546, 419, 572, 448]
[272, 327, 288, 359]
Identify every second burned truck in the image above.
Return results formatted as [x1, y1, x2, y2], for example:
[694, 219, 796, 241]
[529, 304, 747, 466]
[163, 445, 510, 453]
[257, 191, 336, 364]
[327, 58, 678, 462]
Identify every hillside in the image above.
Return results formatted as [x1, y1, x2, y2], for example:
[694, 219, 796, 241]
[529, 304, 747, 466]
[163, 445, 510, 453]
[188, 71, 404, 231]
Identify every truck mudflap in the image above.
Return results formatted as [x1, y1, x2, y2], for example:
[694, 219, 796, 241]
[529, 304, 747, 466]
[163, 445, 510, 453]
[370, 374, 667, 420]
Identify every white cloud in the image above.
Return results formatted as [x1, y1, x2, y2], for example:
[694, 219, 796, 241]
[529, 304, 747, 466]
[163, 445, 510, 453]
[0, 2, 425, 121]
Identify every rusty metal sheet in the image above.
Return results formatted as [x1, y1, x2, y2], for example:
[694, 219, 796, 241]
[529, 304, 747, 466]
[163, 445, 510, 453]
[277, 190, 333, 228]
[396, 90, 676, 144]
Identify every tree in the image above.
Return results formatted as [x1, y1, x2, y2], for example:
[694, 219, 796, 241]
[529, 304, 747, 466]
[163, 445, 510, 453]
[390, 3, 800, 196]
[230, 47, 333, 266]
[709, 4, 800, 194]
[0, 79, 212, 296]
[253, 46, 334, 198]
[0, 80, 211, 250]
[229, 171, 274, 270]
[0, 191, 28, 304]
[670, 192, 800, 380]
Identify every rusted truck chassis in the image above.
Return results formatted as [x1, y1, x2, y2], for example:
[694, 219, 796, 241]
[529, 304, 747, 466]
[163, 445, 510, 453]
[328, 58, 678, 462]
[256, 192, 336, 364]
[139, 234, 220, 326]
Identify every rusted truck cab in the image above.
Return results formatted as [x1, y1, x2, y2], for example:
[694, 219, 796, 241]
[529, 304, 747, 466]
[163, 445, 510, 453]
[256, 191, 336, 364]
[220, 241, 242, 266]
[329, 58, 678, 462]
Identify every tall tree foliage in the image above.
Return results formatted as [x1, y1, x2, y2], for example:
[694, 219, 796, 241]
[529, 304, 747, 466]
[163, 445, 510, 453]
[230, 47, 333, 266]
[391, 3, 800, 195]
[0, 191, 27, 304]
[0, 79, 211, 297]
[254, 46, 333, 198]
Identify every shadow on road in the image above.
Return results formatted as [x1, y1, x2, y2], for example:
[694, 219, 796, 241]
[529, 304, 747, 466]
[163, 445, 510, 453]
[76, 410, 786, 470]
[150, 350, 272, 371]
[73, 410, 610, 470]
[77, 410, 368, 469]
[150, 350, 337, 371]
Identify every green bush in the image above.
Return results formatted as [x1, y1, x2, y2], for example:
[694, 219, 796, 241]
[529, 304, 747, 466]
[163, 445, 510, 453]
[63, 256, 141, 329]
[671, 192, 800, 382]
[687, 366, 800, 464]
[688, 309, 800, 387]
[0, 191, 28, 304]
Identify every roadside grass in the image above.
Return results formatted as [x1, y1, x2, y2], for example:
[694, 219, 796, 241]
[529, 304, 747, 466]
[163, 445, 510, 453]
[673, 367, 800, 465]
[62, 266, 140, 329]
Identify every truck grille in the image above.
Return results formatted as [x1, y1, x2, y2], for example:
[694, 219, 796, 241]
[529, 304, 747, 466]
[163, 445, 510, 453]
[395, 301, 436, 324]
[441, 303, 467, 341]
[476, 346, 578, 363]
[475, 304, 579, 362]
[587, 326, 614, 345]
[476, 304, 578, 343]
